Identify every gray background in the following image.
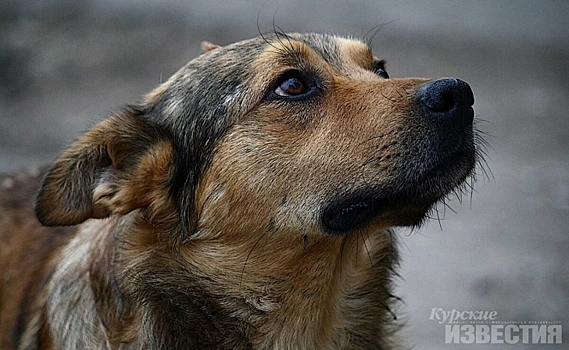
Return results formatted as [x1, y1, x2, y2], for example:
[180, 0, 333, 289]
[1, 0, 568, 348]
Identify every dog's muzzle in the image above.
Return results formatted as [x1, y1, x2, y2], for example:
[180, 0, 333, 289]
[321, 78, 476, 234]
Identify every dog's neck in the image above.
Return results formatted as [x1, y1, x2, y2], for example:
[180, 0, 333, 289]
[50, 215, 398, 349]
[111, 214, 399, 349]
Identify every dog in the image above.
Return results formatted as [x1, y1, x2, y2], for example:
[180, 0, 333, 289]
[0, 32, 480, 349]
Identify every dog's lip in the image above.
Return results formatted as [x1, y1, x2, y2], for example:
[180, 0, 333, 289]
[321, 150, 475, 234]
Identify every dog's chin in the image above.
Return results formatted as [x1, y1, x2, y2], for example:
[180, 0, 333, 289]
[321, 151, 475, 234]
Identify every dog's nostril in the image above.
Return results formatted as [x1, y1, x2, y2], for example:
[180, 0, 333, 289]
[416, 78, 474, 126]
[423, 91, 455, 113]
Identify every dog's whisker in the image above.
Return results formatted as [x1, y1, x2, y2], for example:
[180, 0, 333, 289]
[442, 200, 457, 215]
[362, 24, 386, 46]
[380, 91, 397, 103]
[435, 205, 444, 230]
[395, 87, 404, 98]
[361, 231, 375, 270]
[386, 305, 398, 321]
[339, 233, 349, 267]
[362, 21, 398, 47]
[240, 229, 269, 290]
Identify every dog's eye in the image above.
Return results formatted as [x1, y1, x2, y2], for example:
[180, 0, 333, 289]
[270, 71, 319, 101]
[374, 60, 389, 79]
[274, 76, 309, 97]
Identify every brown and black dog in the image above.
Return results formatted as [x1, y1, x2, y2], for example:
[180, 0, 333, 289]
[0, 33, 480, 349]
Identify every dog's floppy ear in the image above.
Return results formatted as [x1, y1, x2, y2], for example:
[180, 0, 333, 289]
[36, 108, 175, 226]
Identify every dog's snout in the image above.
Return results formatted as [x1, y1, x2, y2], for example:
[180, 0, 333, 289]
[416, 78, 474, 127]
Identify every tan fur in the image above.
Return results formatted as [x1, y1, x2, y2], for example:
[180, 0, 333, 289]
[0, 33, 477, 349]
[201, 41, 222, 52]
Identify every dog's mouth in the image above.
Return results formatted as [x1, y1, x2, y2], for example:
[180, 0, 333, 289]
[321, 150, 476, 234]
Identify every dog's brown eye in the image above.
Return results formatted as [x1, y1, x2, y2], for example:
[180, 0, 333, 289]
[269, 71, 320, 101]
[275, 76, 308, 97]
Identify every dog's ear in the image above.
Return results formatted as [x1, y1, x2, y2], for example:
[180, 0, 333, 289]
[36, 108, 175, 226]
[201, 41, 221, 52]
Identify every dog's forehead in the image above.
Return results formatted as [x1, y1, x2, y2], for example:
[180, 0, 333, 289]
[250, 33, 374, 72]
[293, 33, 373, 69]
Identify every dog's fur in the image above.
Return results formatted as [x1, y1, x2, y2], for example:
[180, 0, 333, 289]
[0, 33, 479, 349]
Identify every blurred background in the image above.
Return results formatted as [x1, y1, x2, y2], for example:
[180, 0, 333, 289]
[1, 0, 567, 348]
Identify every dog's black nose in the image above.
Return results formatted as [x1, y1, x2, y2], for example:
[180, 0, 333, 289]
[416, 78, 474, 127]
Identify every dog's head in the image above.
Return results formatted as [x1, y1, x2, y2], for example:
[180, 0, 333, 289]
[36, 33, 477, 239]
